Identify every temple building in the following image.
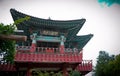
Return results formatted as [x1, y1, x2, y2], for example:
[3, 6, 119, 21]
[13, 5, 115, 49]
[0, 9, 93, 76]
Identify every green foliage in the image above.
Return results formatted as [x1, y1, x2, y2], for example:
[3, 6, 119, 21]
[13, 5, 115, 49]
[0, 23, 15, 35]
[0, 16, 30, 63]
[54, 71, 62, 76]
[95, 51, 120, 76]
[0, 23, 16, 63]
[13, 16, 30, 25]
[32, 70, 81, 76]
[32, 70, 62, 76]
[71, 70, 81, 76]
[0, 40, 15, 63]
[105, 54, 120, 76]
[98, 0, 120, 6]
[95, 51, 115, 76]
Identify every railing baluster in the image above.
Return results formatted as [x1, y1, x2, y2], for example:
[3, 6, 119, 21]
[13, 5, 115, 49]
[16, 46, 83, 54]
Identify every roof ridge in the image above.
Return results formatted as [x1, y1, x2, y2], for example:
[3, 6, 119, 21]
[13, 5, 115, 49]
[10, 8, 86, 23]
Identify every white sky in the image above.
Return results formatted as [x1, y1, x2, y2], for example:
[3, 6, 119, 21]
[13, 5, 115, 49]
[0, 0, 120, 66]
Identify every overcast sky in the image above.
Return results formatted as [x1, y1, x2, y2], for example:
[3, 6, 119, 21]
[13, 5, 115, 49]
[0, 0, 120, 66]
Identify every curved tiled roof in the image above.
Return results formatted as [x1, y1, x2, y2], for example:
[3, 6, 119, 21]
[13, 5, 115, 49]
[10, 9, 93, 49]
[10, 9, 85, 31]
[65, 34, 93, 50]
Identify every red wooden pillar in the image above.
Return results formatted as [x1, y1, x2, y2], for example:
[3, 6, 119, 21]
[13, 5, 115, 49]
[60, 44, 64, 54]
[60, 35, 65, 54]
[62, 64, 68, 76]
[30, 33, 37, 53]
[26, 68, 31, 76]
[63, 67, 67, 76]
[30, 40, 36, 52]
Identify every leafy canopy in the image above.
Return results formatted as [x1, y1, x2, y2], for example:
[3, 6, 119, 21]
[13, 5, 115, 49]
[0, 16, 30, 64]
[95, 51, 120, 76]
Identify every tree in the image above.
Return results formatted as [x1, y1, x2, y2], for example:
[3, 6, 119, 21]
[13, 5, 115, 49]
[0, 16, 30, 63]
[95, 51, 115, 76]
[95, 51, 120, 76]
[105, 54, 120, 76]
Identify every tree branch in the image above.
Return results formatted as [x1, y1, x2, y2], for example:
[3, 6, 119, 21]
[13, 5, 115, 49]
[0, 34, 27, 41]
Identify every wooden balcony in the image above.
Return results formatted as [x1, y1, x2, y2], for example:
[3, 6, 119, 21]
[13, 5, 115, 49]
[16, 46, 80, 54]
[15, 46, 83, 63]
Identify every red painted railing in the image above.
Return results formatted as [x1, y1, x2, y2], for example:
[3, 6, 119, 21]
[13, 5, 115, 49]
[16, 46, 80, 54]
[76, 60, 92, 71]
[15, 46, 83, 63]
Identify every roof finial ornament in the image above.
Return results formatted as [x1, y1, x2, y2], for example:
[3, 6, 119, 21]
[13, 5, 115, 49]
[48, 17, 51, 20]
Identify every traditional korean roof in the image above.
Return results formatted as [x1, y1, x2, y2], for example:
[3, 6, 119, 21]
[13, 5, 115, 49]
[10, 9, 85, 37]
[10, 9, 93, 49]
[10, 9, 85, 29]
[65, 34, 93, 50]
